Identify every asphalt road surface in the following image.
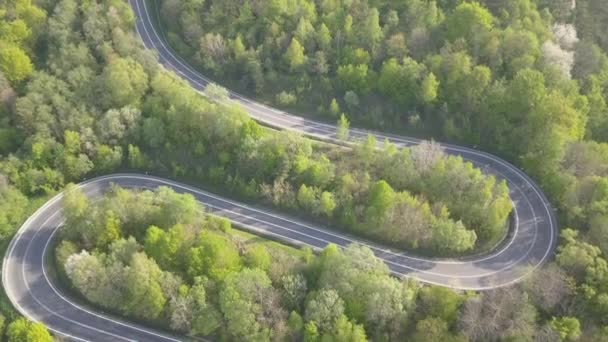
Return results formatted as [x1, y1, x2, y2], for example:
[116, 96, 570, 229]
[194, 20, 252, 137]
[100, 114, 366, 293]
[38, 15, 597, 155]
[2, 0, 558, 340]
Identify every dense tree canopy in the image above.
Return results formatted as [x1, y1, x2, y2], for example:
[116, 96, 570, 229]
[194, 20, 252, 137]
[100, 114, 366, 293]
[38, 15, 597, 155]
[57, 187, 407, 341]
[156, 0, 607, 216]
[0, 0, 516, 255]
[0, 0, 43, 84]
[6, 318, 52, 342]
[58, 185, 608, 341]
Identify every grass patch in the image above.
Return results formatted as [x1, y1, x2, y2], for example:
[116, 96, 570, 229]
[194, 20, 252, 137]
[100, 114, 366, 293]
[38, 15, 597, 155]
[228, 227, 307, 259]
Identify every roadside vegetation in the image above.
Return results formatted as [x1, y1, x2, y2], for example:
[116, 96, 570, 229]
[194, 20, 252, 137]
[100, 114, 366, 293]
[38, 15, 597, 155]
[157, 0, 608, 234]
[0, 0, 607, 341]
[0, 177, 53, 342]
[52, 186, 585, 342]
[0, 0, 512, 259]
[156, 0, 608, 337]
[58, 186, 416, 341]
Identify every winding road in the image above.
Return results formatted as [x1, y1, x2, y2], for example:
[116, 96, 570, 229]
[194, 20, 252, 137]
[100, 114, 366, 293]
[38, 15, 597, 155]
[2, 0, 558, 340]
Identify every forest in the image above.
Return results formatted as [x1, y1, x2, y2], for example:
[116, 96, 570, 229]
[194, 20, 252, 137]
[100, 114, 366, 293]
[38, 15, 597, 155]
[0, 0, 606, 341]
[53, 186, 592, 341]
[0, 0, 515, 259]
[159, 0, 608, 222]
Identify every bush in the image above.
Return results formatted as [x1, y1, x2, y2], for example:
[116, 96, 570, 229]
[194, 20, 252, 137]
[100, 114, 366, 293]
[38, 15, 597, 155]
[276, 91, 297, 106]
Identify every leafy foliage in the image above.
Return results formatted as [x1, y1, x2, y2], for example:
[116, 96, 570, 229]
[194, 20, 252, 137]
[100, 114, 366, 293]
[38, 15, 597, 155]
[59, 187, 411, 341]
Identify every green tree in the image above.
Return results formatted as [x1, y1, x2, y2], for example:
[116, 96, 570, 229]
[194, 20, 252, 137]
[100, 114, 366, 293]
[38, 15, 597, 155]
[144, 224, 186, 269]
[430, 219, 476, 253]
[337, 64, 370, 95]
[142, 117, 166, 149]
[413, 318, 465, 342]
[314, 244, 414, 339]
[6, 318, 52, 342]
[282, 273, 308, 310]
[93, 145, 123, 173]
[0, 44, 33, 83]
[359, 8, 383, 54]
[343, 90, 359, 110]
[336, 114, 350, 141]
[109, 237, 141, 264]
[96, 106, 141, 145]
[232, 35, 246, 60]
[0, 180, 28, 239]
[101, 57, 148, 108]
[304, 321, 319, 342]
[294, 17, 315, 50]
[355, 134, 377, 167]
[6, 318, 29, 342]
[445, 2, 494, 42]
[589, 216, 608, 257]
[244, 245, 271, 271]
[62, 184, 89, 223]
[319, 191, 336, 218]
[386, 33, 408, 59]
[304, 289, 345, 333]
[204, 83, 229, 103]
[187, 231, 241, 281]
[155, 187, 198, 228]
[123, 252, 167, 320]
[417, 285, 465, 324]
[219, 268, 284, 341]
[127, 144, 147, 169]
[330, 315, 367, 342]
[287, 311, 304, 335]
[420, 72, 439, 104]
[65, 251, 110, 305]
[285, 38, 305, 71]
[557, 228, 602, 280]
[365, 180, 396, 225]
[378, 58, 426, 107]
[97, 210, 121, 247]
[550, 317, 582, 341]
[61, 131, 93, 180]
[316, 23, 332, 51]
[328, 98, 340, 118]
[297, 184, 317, 211]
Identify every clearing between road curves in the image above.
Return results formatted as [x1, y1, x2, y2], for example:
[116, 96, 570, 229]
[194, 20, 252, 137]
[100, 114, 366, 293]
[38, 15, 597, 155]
[1, 0, 558, 340]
